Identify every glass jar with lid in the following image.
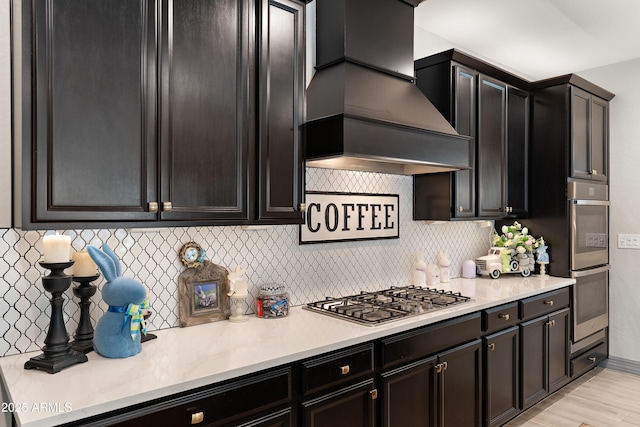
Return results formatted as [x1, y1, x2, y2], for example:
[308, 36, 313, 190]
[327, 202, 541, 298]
[256, 284, 289, 318]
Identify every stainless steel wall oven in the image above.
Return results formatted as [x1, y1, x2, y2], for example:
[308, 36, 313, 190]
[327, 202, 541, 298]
[526, 179, 609, 350]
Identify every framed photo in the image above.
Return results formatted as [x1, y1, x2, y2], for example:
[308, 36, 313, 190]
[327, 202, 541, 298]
[178, 260, 230, 327]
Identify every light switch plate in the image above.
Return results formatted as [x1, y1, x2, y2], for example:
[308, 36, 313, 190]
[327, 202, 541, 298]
[618, 233, 640, 249]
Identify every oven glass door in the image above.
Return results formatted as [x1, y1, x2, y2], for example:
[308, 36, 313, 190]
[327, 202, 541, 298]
[572, 266, 609, 342]
[571, 200, 609, 270]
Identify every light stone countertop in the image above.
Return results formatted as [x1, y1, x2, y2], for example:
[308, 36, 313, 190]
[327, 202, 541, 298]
[0, 275, 575, 427]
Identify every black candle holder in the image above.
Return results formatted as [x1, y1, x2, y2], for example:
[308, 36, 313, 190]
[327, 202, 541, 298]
[24, 261, 88, 374]
[141, 311, 158, 343]
[70, 274, 100, 354]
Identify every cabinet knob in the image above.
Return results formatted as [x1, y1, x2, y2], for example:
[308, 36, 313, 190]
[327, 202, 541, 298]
[149, 202, 158, 213]
[191, 411, 204, 424]
[299, 203, 307, 213]
[458, 206, 464, 212]
[544, 300, 554, 307]
[499, 313, 510, 321]
[163, 201, 173, 212]
[339, 365, 350, 375]
[591, 169, 598, 175]
[370, 389, 378, 400]
[488, 343, 496, 351]
[546, 319, 556, 327]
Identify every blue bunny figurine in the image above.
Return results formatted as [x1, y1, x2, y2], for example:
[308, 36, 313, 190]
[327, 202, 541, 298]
[87, 245, 149, 358]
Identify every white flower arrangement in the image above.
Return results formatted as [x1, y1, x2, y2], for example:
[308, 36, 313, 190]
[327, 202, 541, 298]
[493, 221, 542, 254]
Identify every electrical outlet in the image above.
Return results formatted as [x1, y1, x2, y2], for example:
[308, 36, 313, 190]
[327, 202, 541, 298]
[618, 234, 640, 249]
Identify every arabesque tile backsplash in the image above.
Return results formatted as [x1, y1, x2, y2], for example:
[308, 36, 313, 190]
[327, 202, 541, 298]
[0, 168, 493, 357]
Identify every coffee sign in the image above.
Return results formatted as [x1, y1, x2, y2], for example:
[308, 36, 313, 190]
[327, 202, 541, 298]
[299, 192, 399, 244]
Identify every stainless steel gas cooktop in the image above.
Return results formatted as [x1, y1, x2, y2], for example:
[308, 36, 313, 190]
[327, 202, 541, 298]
[304, 285, 472, 326]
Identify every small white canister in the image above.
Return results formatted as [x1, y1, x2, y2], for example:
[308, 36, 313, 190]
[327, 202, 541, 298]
[425, 264, 440, 286]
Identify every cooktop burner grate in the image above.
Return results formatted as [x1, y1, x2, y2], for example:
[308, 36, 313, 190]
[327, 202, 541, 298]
[305, 285, 472, 326]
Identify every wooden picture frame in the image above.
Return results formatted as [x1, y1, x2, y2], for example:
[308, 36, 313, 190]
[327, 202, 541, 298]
[178, 260, 230, 327]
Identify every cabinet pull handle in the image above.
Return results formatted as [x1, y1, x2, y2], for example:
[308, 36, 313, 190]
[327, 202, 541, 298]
[339, 365, 350, 375]
[591, 169, 598, 175]
[370, 389, 378, 400]
[499, 313, 510, 321]
[588, 356, 597, 363]
[163, 201, 173, 212]
[442, 361, 448, 371]
[546, 319, 556, 327]
[488, 343, 495, 351]
[435, 363, 444, 373]
[149, 202, 158, 213]
[544, 300, 554, 306]
[299, 203, 307, 213]
[191, 412, 204, 424]
[458, 206, 464, 212]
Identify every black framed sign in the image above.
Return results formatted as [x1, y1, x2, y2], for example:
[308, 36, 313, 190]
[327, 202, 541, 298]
[299, 192, 400, 244]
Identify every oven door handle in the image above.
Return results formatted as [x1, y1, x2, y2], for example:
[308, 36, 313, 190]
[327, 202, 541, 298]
[572, 265, 611, 278]
[572, 200, 610, 206]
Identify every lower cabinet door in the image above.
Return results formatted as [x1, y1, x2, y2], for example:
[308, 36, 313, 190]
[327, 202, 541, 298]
[380, 355, 438, 427]
[520, 315, 548, 410]
[301, 379, 375, 427]
[484, 327, 520, 427]
[548, 308, 570, 393]
[440, 339, 482, 427]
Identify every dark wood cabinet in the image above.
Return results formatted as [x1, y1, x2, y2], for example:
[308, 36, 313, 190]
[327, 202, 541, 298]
[570, 86, 609, 182]
[299, 343, 375, 427]
[520, 308, 570, 410]
[301, 380, 375, 427]
[380, 356, 437, 427]
[414, 61, 476, 221]
[380, 340, 482, 427]
[477, 75, 507, 218]
[15, 0, 305, 229]
[379, 313, 482, 427]
[529, 75, 613, 222]
[413, 50, 529, 221]
[22, 0, 158, 225]
[484, 326, 520, 427]
[257, 0, 305, 223]
[99, 367, 292, 427]
[477, 77, 529, 218]
[159, 0, 251, 222]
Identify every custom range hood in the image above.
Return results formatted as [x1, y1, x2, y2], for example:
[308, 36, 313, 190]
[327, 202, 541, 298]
[303, 0, 471, 175]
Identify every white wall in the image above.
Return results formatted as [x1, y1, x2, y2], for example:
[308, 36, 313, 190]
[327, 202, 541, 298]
[0, 1, 11, 228]
[578, 58, 640, 363]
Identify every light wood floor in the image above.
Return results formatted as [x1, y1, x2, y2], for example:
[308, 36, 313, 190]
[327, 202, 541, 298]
[504, 367, 640, 427]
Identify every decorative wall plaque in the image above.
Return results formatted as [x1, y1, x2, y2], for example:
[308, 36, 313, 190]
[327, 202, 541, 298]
[299, 192, 400, 244]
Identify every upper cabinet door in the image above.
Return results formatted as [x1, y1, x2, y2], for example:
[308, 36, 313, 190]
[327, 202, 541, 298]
[28, 0, 158, 225]
[451, 65, 476, 218]
[257, 0, 305, 223]
[571, 86, 608, 182]
[505, 87, 529, 216]
[159, 0, 251, 222]
[477, 75, 507, 218]
[589, 96, 608, 182]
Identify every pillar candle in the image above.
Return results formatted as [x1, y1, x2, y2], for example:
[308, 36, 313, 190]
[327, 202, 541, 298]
[72, 250, 98, 277]
[42, 233, 71, 263]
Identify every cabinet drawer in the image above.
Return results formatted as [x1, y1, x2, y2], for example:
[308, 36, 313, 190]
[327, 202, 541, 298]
[104, 367, 291, 427]
[571, 342, 607, 378]
[520, 288, 570, 321]
[379, 312, 482, 369]
[301, 343, 374, 396]
[483, 302, 519, 334]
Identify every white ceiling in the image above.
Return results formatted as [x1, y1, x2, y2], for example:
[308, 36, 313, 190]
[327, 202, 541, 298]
[414, 0, 640, 81]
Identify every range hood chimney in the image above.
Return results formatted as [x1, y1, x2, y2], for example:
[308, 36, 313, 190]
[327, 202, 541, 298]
[303, 0, 471, 175]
